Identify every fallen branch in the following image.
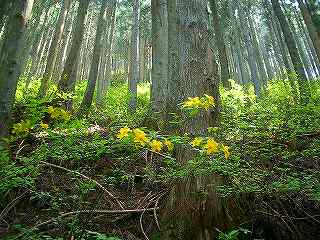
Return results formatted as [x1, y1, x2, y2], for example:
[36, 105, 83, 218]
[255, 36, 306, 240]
[295, 132, 320, 138]
[40, 161, 124, 209]
[0, 190, 29, 221]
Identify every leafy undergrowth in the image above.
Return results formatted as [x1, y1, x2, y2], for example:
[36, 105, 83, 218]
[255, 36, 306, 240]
[1, 79, 320, 239]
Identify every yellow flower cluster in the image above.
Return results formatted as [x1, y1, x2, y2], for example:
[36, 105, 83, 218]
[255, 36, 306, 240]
[12, 120, 32, 134]
[182, 94, 215, 110]
[190, 137, 230, 159]
[183, 97, 202, 108]
[116, 127, 174, 153]
[223, 145, 230, 160]
[48, 106, 71, 121]
[116, 127, 229, 159]
[40, 122, 49, 129]
[12, 119, 51, 135]
[133, 129, 149, 146]
[150, 140, 163, 152]
[116, 126, 131, 140]
[163, 139, 174, 151]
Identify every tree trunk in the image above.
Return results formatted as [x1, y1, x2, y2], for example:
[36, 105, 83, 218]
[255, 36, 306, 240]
[139, 37, 145, 83]
[162, 1, 224, 238]
[249, 15, 269, 84]
[210, 0, 230, 88]
[96, 0, 116, 107]
[37, 0, 71, 97]
[305, 0, 320, 37]
[0, 0, 34, 139]
[271, 0, 310, 102]
[80, 0, 109, 110]
[238, 6, 261, 97]
[53, 2, 77, 82]
[128, 0, 140, 112]
[150, 0, 168, 114]
[58, 0, 90, 93]
[298, 0, 320, 64]
[103, 6, 116, 88]
[165, 0, 182, 120]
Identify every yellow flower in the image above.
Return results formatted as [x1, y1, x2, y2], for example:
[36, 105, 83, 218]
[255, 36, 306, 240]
[12, 120, 32, 134]
[133, 129, 148, 146]
[191, 137, 202, 147]
[163, 139, 174, 151]
[205, 138, 219, 155]
[48, 106, 55, 114]
[201, 95, 215, 110]
[117, 127, 132, 140]
[50, 109, 61, 119]
[150, 140, 163, 152]
[183, 97, 202, 108]
[223, 145, 230, 160]
[40, 122, 49, 129]
[205, 94, 215, 107]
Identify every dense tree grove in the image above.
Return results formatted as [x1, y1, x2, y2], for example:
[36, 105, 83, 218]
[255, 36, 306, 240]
[0, 0, 320, 239]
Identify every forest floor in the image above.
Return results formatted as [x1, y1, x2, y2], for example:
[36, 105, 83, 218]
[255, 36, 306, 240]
[1, 79, 320, 240]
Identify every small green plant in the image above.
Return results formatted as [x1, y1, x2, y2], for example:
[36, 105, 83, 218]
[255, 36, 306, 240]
[217, 227, 250, 240]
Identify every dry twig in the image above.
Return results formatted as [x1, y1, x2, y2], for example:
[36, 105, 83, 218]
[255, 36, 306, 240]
[40, 161, 124, 209]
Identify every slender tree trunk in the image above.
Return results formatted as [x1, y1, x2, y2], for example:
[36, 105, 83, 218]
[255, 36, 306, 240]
[165, 0, 182, 120]
[58, 0, 90, 94]
[261, 35, 275, 80]
[80, 0, 109, 110]
[29, 8, 52, 79]
[128, 0, 140, 112]
[53, 2, 77, 82]
[249, 15, 268, 84]
[301, 18, 320, 75]
[139, 37, 145, 83]
[305, 0, 320, 38]
[287, 10, 313, 79]
[151, 0, 168, 113]
[271, 0, 310, 103]
[210, 0, 230, 88]
[238, 6, 260, 95]
[0, 0, 34, 139]
[38, 0, 71, 97]
[103, 6, 116, 88]
[96, 0, 116, 107]
[298, 0, 320, 64]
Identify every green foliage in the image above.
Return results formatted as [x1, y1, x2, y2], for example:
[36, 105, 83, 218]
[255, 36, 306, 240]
[4, 77, 320, 238]
[218, 227, 250, 240]
[0, 151, 38, 207]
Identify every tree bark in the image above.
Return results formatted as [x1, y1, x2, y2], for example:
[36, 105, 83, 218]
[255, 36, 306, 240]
[150, 0, 168, 114]
[37, 0, 71, 97]
[162, 1, 224, 238]
[298, 0, 320, 64]
[0, 0, 34, 138]
[96, 0, 117, 107]
[58, 0, 90, 93]
[128, 0, 140, 112]
[210, 0, 230, 88]
[271, 0, 310, 103]
[238, 6, 261, 97]
[80, 0, 109, 110]
[165, 0, 182, 120]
